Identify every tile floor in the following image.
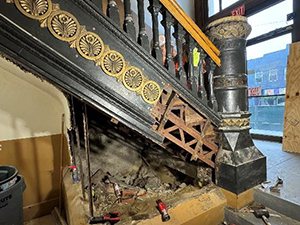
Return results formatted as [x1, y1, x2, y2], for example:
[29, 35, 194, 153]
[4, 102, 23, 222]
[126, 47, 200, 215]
[254, 140, 300, 205]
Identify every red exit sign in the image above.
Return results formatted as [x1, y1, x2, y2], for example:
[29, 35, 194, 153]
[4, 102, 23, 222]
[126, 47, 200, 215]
[231, 4, 245, 16]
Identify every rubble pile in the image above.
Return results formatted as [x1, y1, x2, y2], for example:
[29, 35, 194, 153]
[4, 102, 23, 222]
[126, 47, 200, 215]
[87, 157, 212, 224]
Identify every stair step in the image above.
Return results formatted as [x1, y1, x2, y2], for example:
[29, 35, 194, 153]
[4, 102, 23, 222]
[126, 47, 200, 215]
[254, 187, 300, 221]
[224, 207, 300, 225]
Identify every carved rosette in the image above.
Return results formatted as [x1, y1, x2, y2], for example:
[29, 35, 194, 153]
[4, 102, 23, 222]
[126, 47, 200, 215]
[101, 50, 126, 78]
[47, 10, 80, 44]
[14, 0, 52, 20]
[142, 81, 161, 104]
[206, 16, 251, 42]
[122, 66, 145, 92]
[76, 31, 104, 64]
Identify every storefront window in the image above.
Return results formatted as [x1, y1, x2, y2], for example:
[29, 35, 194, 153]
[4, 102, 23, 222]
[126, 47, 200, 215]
[247, 0, 293, 40]
[247, 34, 291, 134]
[222, 0, 239, 9]
[208, 0, 220, 17]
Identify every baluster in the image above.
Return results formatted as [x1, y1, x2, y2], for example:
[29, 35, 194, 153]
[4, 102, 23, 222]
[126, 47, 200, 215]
[148, 0, 162, 63]
[161, 9, 175, 75]
[123, 0, 136, 40]
[173, 21, 186, 85]
[198, 47, 208, 104]
[137, 0, 150, 52]
[186, 34, 197, 94]
[90, 0, 103, 12]
[207, 58, 218, 110]
[107, 0, 120, 26]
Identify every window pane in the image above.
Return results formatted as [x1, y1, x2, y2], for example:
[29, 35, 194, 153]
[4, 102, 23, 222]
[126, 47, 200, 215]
[208, 0, 220, 17]
[247, 35, 290, 134]
[222, 0, 239, 10]
[247, 0, 293, 39]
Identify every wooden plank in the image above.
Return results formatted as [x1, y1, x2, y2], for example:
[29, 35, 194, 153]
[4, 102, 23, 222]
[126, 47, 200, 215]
[162, 131, 214, 167]
[168, 112, 218, 151]
[158, 93, 178, 132]
[160, 0, 221, 67]
[283, 42, 300, 153]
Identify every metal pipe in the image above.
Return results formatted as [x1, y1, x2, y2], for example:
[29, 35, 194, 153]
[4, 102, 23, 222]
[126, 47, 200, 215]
[83, 103, 94, 218]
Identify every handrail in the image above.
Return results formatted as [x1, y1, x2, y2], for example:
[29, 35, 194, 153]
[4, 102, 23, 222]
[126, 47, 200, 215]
[159, 0, 221, 67]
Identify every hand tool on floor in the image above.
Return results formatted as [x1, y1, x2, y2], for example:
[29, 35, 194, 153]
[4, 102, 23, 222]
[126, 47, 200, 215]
[254, 209, 271, 225]
[156, 199, 171, 222]
[89, 211, 120, 224]
[270, 176, 283, 193]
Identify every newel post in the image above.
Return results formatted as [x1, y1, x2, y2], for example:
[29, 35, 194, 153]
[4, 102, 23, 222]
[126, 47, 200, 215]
[206, 16, 266, 196]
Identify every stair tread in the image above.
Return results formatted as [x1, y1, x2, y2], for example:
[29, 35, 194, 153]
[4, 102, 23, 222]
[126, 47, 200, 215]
[225, 207, 300, 225]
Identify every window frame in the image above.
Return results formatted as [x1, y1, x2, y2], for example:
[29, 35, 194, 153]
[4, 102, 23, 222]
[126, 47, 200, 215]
[255, 71, 264, 84]
[268, 69, 278, 82]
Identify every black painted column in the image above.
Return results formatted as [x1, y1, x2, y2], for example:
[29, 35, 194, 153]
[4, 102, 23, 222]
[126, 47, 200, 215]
[206, 16, 266, 194]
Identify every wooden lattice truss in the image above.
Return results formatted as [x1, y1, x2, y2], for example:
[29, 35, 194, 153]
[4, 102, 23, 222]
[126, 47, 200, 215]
[152, 88, 219, 168]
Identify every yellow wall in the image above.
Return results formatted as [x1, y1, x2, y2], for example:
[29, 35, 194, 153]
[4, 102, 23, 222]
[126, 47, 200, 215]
[0, 56, 70, 221]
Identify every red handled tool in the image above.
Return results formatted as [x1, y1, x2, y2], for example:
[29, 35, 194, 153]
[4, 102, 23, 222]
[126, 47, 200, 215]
[89, 211, 120, 224]
[156, 199, 170, 222]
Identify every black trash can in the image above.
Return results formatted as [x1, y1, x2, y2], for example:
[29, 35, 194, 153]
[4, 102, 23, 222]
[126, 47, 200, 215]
[0, 166, 26, 225]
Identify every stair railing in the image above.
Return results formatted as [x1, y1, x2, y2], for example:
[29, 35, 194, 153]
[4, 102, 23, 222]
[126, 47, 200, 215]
[87, 0, 221, 110]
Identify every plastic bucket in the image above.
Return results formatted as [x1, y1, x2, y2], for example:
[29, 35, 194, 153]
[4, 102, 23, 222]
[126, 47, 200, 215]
[0, 166, 26, 225]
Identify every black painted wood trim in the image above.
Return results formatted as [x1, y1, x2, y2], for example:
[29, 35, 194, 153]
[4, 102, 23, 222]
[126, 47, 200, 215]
[0, 0, 221, 135]
[0, 14, 163, 143]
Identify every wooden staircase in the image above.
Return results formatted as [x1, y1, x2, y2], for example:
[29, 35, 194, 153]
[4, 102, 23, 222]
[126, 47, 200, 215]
[0, 0, 222, 167]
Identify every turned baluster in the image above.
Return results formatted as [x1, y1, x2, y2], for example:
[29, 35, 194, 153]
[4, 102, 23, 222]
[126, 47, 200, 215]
[186, 33, 197, 94]
[198, 47, 208, 104]
[123, 0, 136, 40]
[173, 21, 187, 85]
[207, 58, 218, 110]
[148, 0, 162, 63]
[161, 9, 175, 75]
[107, 0, 120, 26]
[137, 0, 150, 52]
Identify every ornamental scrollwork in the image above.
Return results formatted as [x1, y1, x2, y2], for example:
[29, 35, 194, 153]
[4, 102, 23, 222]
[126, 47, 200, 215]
[47, 10, 80, 44]
[222, 118, 250, 127]
[76, 31, 104, 64]
[101, 50, 126, 78]
[14, 0, 52, 20]
[206, 16, 251, 42]
[142, 81, 161, 104]
[122, 67, 144, 92]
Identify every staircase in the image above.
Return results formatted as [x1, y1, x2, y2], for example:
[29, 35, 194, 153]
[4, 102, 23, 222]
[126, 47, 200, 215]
[0, 0, 222, 167]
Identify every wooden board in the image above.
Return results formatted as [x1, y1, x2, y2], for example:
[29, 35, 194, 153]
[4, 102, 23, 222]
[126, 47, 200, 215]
[0, 134, 70, 221]
[283, 42, 300, 153]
